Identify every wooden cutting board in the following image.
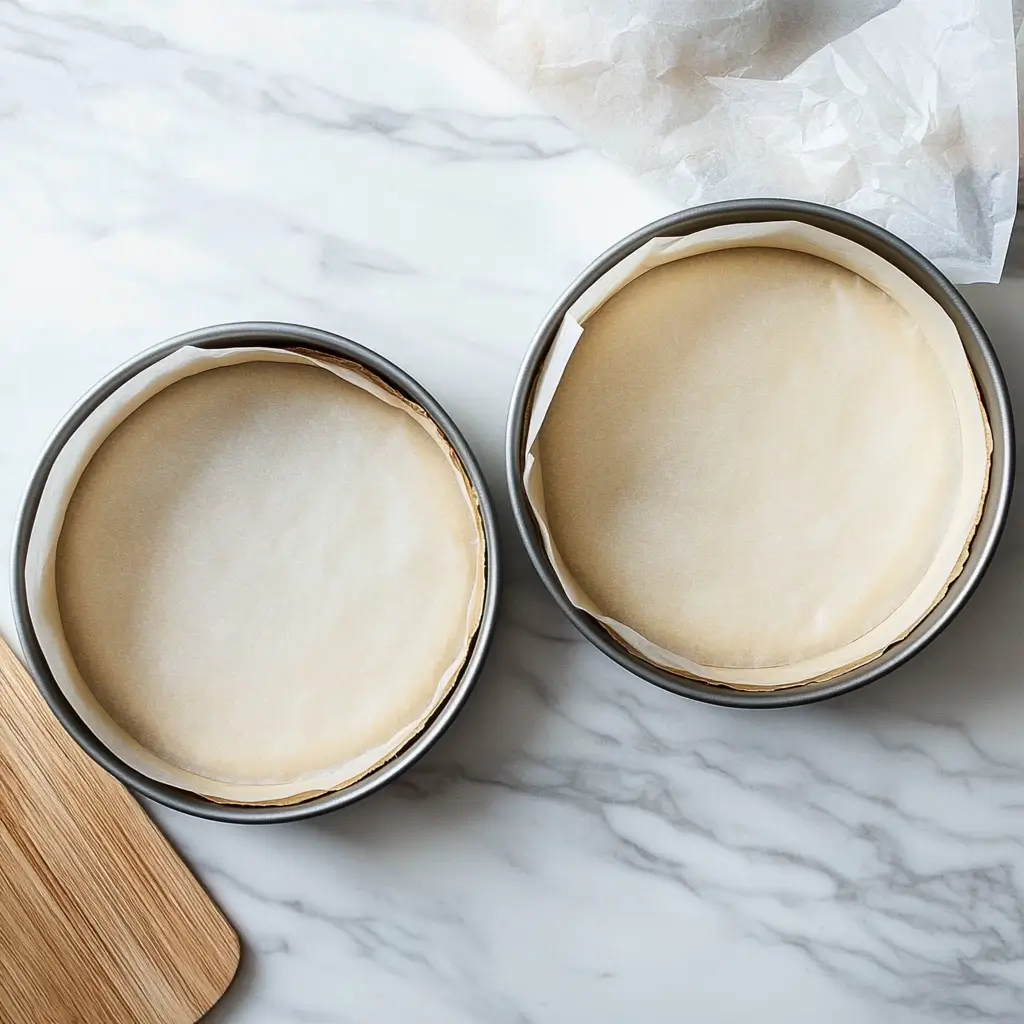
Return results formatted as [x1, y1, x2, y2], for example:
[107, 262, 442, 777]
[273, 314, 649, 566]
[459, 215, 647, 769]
[0, 636, 239, 1024]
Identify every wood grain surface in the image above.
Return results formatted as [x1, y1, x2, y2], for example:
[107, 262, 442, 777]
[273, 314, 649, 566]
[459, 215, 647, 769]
[0, 636, 239, 1024]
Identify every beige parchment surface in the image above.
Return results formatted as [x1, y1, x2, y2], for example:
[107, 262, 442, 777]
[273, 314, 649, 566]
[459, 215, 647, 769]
[525, 222, 990, 689]
[26, 346, 486, 804]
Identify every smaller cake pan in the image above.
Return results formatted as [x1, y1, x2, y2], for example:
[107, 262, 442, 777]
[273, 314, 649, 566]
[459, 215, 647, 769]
[506, 199, 1014, 708]
[12, 322, 501, 823]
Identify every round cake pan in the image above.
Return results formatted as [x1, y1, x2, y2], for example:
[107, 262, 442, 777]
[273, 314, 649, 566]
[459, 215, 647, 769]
[12, 321, 501, 822]
[507, 199, 1014, 708]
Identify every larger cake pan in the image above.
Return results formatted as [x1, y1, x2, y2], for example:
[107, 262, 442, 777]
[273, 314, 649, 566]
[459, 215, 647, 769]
[12, 322, 501, 823]
[507, 199, 1014, 708]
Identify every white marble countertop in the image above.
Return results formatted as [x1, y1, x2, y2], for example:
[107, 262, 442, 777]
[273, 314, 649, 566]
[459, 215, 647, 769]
[2, 3, 1024, 1022]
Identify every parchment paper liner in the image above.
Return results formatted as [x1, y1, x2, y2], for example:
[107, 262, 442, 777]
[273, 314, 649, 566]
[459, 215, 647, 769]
[524, 221, 991, 690]
[24, 345, 487, 804]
